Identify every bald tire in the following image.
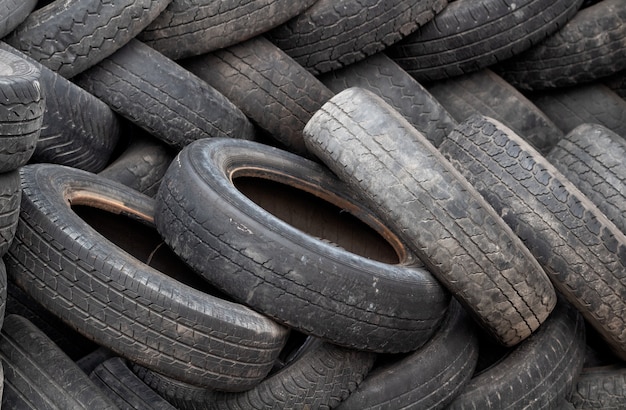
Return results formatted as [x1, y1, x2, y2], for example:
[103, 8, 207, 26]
[302, 87, 556, 347]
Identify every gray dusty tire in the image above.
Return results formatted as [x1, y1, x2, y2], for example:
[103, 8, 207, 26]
[5, 0, 172, 78]
[439, 114, 626, 360]
[303, 87, 556, 347]
[0, 0, 37, 38]
[74, 39, 256, 150]
[139, 0, 319, 60]
[155, 137, 451, 353]
[5, 163, 289, 390]
[267, 0, 448, 75]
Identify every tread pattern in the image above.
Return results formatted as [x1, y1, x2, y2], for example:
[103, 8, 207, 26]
[139, 0, 319, 60]
[0, 0, 37, 38]
[267, 0, 448, 75]
[439, 114, 626, 360]
[320, 53, 457, 148]
[303, 87, 556, 347]
[74, 39, 255, 150]
[497, 0, 626, 90]
[5, 0, 171, 78]
[547, 123, 626, 235]
[570, 366, 626, 409]
[388, 0, 583, 82]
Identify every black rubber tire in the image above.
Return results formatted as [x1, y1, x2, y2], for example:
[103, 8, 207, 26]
[267, 0, 448, 75]
[303, 87, 556, 347]
[439, 114, 626, 360]
[5, 163, 289, 390]
[528, 83, 626, 137]
[319, 53, 457, 148]
[447, 299, 586, 410]
[74, 39, 256, 150]
[0, 314, 117, 409]
[155, 137, 450, 353]
[547, 123, 626, 235]
[0, 41, 122, 173]
[183, 36, 333, 156]
[0, 47, 45, 172]
[99, 132, 175, 197]
[0, 170, 21, 258]
[76, 346, 116, 375]
[337, 299, 479, 410]
[139, 0, 318, 60]
[0, 0, 37, 38]
[569, 365, 626, 409]
[387, 0, 583, 82]
[426, 69, 564, 154]
[90, 357, 177, 410]
[4, 0, 171, 79]
[496, 0, 626, 90]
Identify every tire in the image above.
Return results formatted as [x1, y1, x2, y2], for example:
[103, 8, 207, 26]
[0, 47, 45, 172]
[0, 0, 37, 38]
[267, 0, 448, 75]
[0, 314, 117, 409]
[303, 87, 556, 348]
[496, 0, 626, 90]
[438, 114, 626, 360]
[155, 137, 450, 353]
[447, 299, 586, 410]
[320, 53, 457, 148]
[90, 357, 177, 410]
[5, 163, 289, 390]
[74, 39, 256, 150]
[528, 83, 626, 137]
[570, 365, 626, 409]
[183, 36, 333, 156]
[426, 68, 564, 154]
[0, 41, 121, 173]
[99, 132, 175, 197]
[337, 299, 479, 410]
[4, 0, 171, 79]
[387, 0, 583, 82]
[547, 123, 626, 235]
[0, 170, 21, 258]
[138, 0, 319, 60]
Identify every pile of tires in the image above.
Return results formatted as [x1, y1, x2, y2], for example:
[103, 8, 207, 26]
[0, 0, 624, 408]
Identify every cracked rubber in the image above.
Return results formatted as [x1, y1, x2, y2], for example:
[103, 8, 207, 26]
[303, 87, 556, 347]
[0, 0, 37, 38]
[5, 0, 172, 78]
[183, 36, 333, 156]
[547, 123, 626, 235]
[74, 39, 255, 150]
[0, 314, 117, 409]
[496, 0, 626, 90]
[5, 163, 289, 390]
[570, 365, 626, 409]
[320, 52, 457, 148]
[155, 137, 450, 353]
[426, 68, 563, 154]
[267, 0, 448, 75]
[439, 114, 626, 360]
[387, 0, 583, 82]
[139, 0, 318, 60]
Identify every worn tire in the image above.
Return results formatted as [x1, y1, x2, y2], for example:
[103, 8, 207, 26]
[5, 163, 289, 390]
[570, 365, 626, 409]
[337, 299, 479, 410]
[267, 0, 448, 75]
[320, 52, 457, 148]
[547, 123, 626, 235]
[74, 39, 256, 150]
[426, 68, 564, 154]
[155, 137, 450, 353]
[183, 36, 333, 156]
[303, 87, 556, 347]
[0, 0, 37, 38]
[0, 170, 21, 258]
[0, 314, 117, 409]
[447, 299, 586, 410]
[497, 0, 626, 90]
[5, 0, 172, 78]
[387, 0, 583, 82]
[139, 0, 318, 60]
[439, 114, 626, 360]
